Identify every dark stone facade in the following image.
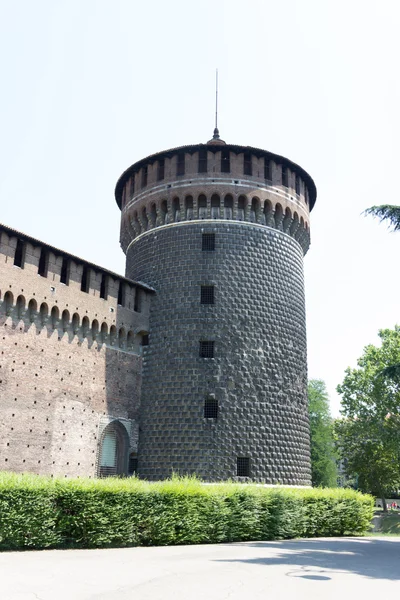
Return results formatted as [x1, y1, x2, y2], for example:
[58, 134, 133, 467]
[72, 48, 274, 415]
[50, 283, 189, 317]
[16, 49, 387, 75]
[126, 222, 311, 485]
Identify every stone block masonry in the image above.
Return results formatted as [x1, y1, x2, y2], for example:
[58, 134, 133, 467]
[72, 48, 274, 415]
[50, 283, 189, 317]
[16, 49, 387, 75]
[126, 222, 311, 485]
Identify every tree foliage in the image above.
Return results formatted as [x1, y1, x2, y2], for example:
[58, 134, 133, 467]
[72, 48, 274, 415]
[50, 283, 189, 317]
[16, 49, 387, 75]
[336, 327, 400, 506]
[308, 379, 338, 488]
[364, 204, 400, 231]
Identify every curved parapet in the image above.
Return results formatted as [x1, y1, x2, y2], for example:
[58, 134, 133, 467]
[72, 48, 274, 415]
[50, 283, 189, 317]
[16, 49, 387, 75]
[115, 143, 315, 255]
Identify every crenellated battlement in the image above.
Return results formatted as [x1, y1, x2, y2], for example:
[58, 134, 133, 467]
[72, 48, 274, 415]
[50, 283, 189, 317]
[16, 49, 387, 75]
[115, 143, 315, 254]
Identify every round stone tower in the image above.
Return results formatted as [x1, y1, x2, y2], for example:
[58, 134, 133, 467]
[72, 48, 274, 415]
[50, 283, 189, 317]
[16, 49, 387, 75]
[115, 130, 316, 485]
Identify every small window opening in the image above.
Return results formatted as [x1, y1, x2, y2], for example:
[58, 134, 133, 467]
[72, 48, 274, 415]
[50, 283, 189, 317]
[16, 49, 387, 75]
[198, 148, 208, 173]
[38, 248, 49, 277]
[199, 341, 214, 358]
[14, 239, 25, 268]
[130, 176, 135, 198]
[264, 158, 271, 181]
[100, 274, 108, 300]
[221, 149, 230, 173]
[295, 175, 300, 195]
[60, 258, 70, 285]
[237, 457, 250, 477]
[134, 289, 142, 312]
[244, 153, 252, 176]
[177, 153, 185, 176]
[202, 233, 215, 251]
[157, 158, 165, 181]
[141, 333, 149, 346]
[141, 165, 148, 188]
[201, 285, 214, 305]
[282, 166, 288, 187]
[204, 397, 218, 418]
[81, 266, 90, 293]
[117, 282, 125, 306]
[128, 452, 138, 476]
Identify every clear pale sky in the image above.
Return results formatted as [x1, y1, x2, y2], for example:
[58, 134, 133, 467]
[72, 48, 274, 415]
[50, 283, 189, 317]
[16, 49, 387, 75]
[1, 0, 399, 415]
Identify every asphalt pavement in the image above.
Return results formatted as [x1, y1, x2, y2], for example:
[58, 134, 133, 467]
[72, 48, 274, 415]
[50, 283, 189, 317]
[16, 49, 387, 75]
[1, 537, 399, 600]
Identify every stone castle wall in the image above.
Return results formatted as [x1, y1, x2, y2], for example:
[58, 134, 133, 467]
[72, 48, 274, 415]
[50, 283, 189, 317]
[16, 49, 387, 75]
[0, 225, 152, 478]
[126, 222, 311, 485]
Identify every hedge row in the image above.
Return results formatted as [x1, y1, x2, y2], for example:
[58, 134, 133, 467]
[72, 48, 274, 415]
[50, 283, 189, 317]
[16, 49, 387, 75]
[0, 473, 374, 550]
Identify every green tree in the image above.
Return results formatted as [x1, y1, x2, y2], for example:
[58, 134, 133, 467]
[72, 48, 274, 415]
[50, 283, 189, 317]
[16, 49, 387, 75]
[308, 379, 338, 487]
[336, 327, 400, 509]
[364, 204, 400, 231]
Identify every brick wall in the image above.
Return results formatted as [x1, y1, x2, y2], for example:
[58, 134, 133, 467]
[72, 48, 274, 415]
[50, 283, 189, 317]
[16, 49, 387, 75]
[0, 225, 152, 478]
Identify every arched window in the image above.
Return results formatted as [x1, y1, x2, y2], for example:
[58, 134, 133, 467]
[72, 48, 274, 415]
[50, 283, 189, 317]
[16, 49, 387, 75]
[198, 194, 207, 219]
[211, 194, 220, 219]
[274, 204, 284, 230]
[160, 200, 168, 225]
[4, 291, 14, 316]
[141, 207, 148, 231]
[40, 303, 48, 326]
[238, 196, 246, 221]
[28, 299, 37, 323]
[82, 316, 90, 338]
[250, 198, 259, 223]
[173, 197, 180, 222]
[264, 200, 273, 226]
[150, 203, 157, 228]
[62, 309, 70, 332]
[16, 295, 25, 319]
[132, 211, 140, 235]
[101, 322, 108, 344]
[72, 312, 80, 334]
[51, 306, 59, 329]
[185, 196, 193, 220]
[127, 330, 134, 350]
[224, 195, 233, 219]
[118, 327, 126, 349]
[92, 319, 99, 340]
[283, 207, 293, 233]
[98, 421, 130, 477]
[110, 325, 117, 346]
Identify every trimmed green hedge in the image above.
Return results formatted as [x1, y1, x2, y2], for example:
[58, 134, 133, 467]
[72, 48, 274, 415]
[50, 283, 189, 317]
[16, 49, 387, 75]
[0, 473, 374, 550]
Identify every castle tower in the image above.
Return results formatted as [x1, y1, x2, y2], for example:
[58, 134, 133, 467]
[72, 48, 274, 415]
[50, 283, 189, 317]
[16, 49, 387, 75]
[115, 132, 316, 485]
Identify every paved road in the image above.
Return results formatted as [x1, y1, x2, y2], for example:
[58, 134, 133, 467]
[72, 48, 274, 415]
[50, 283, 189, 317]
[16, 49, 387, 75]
[1, 537, 399, 600]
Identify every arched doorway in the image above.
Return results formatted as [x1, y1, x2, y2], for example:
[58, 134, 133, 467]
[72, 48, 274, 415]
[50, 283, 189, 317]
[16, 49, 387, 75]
[98, 421, 130, 477]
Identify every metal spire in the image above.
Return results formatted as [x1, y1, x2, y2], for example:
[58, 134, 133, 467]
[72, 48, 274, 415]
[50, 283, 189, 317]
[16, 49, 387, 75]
[213, 69, 220, 140]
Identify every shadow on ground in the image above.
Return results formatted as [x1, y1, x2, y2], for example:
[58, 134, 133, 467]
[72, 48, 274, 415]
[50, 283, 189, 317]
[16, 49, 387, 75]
[215, 538, 400, 581]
